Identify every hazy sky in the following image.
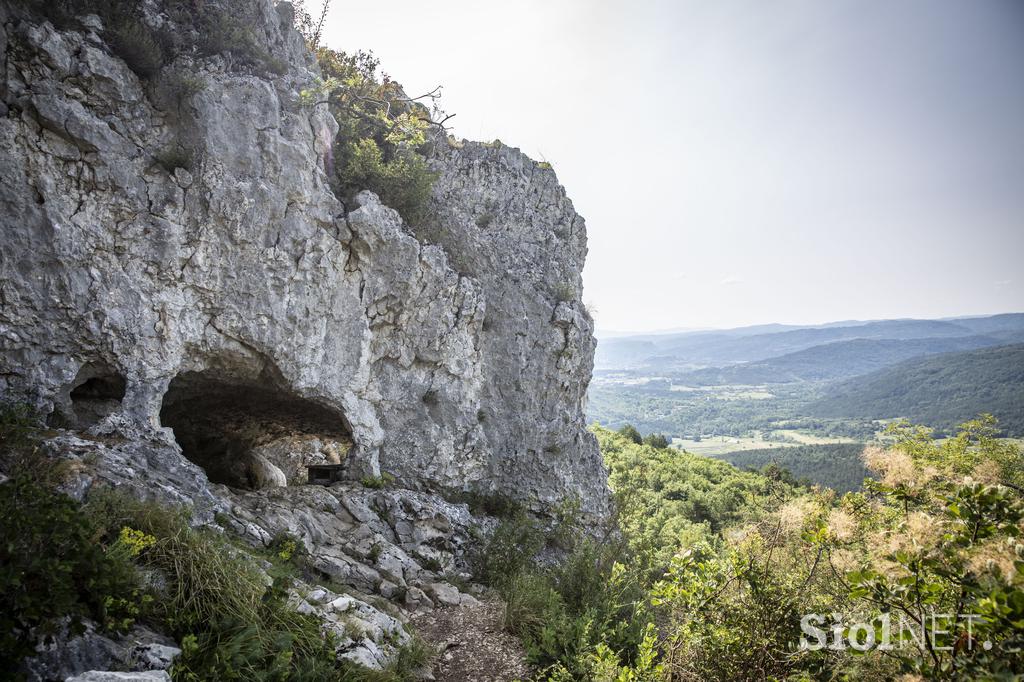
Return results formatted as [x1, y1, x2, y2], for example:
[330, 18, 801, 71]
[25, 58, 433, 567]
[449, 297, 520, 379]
[321, 0, 1024, 332]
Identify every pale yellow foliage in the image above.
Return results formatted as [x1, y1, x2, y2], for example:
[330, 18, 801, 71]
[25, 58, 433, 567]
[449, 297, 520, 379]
[969, 459, 1003, 486]
[830, 546, 860, 573]
[968, 538, 1018, 582]
[862, 445, 916, 486]
[777, 497, 817, 534]
[827, 508, 858, 542]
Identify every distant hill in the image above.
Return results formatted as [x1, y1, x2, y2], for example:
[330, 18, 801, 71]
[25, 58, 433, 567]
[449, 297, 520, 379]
[595, 315, 1024, 371]
[672, 334, 1021, 386]
[809, 344, 1024, 435]
[717, 443, 869, 493]
[949, 313, 1024, 335]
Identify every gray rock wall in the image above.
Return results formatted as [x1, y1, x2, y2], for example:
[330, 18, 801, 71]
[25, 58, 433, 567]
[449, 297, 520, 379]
[0, 0, 608, 519]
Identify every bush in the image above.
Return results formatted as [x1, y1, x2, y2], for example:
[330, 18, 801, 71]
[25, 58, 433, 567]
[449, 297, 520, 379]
[84, 492, 424, 681]
[0, 403, 75, 490]
[84, 491, 363, 681]
[312, 49, 439, 225]
[0, 477, 146, 668]
[197, 10, 287, 77]
[472, 504, 657, 680]
[339, 139, 436, 225]
[446, 490, 522, 518]
[0, 402, 37, 452]
[616, 424, 643, 445]
[553, 283, 577, 303]
[471, 510, 545, 590]
[641, 433, 669, 449]
[154, 69, 207, 115]
[360, 472, 395, 489]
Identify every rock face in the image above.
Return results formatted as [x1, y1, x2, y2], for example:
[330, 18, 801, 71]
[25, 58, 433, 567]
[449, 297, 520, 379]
[0, 0, 608, 519]
[20, 619, 179, 682]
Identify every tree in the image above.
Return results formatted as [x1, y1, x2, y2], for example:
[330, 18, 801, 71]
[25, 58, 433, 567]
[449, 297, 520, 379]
[643, 433, 670, 449]
[618, 424, 643, 445]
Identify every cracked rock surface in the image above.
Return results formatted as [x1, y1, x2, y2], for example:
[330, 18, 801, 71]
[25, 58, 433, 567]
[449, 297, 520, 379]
[2, 0, 607, 676]
[0, 0, 608, 520]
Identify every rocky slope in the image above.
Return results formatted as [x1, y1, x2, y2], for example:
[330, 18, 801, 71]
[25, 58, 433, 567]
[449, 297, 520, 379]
[0, 0, 608, 677]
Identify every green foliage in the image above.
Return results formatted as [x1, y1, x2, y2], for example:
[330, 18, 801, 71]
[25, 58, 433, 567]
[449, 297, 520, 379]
[0, 477, 147, 669]
[264, 531, 313, 580]
[886, 413, 1024, 488]
[360, 472, 395, 489]
[597, 426, 798, 575]
[641, 433, 669, 449]
[473, 500, 657, 680]
[471, 510, 545, 590]
[312, 49, 438, 225]
[721, 442, 869, 493]
[84, 491, 425, 681]
[19, 0, 166, 78]
[812, 343, 1024, 436]
[0, 401, 37, 452]
[605, 417, 1024, 680]
[834, 420, 1024, 678]
[154, 69, 207, 115]
[195, 9, 287, 76]
[21, 0, 289, 79]
[0, 424, 416, 680]
[105, 17, 166, 79]
[0, 402, 78, 494]
[446, 490, 523, 518]
[590, 379, 880, 442]
[340, 137, 435, 223]
[617, 424, 642, 445]
[553, 283, 578, 302]
[650, 533, 845, 681]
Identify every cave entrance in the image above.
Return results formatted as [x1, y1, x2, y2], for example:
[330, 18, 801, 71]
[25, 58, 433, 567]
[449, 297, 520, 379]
[159, 370, 353, 491]
[49, 363, 127, 429]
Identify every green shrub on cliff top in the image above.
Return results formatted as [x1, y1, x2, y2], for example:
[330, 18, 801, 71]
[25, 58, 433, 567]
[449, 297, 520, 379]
[309, 48, 439, 225]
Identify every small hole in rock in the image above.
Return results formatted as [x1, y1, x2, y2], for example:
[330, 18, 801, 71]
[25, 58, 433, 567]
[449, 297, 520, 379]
[50, 365, 126, 429]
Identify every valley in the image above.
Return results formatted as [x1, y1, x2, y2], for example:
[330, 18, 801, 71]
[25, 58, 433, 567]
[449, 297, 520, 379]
[588, 313, 1024, 488]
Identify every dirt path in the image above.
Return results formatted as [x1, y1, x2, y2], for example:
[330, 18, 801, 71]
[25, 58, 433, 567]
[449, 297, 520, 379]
[412, 597, 533, 682]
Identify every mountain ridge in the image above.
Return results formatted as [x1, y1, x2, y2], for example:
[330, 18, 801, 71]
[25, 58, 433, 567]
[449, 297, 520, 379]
[596, 313, 1024, 371]
[809, 343, 1024, 435]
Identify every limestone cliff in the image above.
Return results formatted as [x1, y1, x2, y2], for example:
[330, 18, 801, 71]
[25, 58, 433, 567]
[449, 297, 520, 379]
[0, 0, 608, 518]
[0, 0, 611, 673]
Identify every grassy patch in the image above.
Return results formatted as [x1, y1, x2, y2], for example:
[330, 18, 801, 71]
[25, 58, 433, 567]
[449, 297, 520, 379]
[360, 472, 395, 489]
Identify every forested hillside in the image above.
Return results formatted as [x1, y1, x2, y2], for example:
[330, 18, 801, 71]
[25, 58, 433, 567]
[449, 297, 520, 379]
[811, 344, 1024, 435]
[718, 443, 868, 492]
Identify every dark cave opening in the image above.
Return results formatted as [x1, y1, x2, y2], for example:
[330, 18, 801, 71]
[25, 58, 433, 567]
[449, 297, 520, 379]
[159, 370, 352, 490]
[50, 364, 127, 429]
